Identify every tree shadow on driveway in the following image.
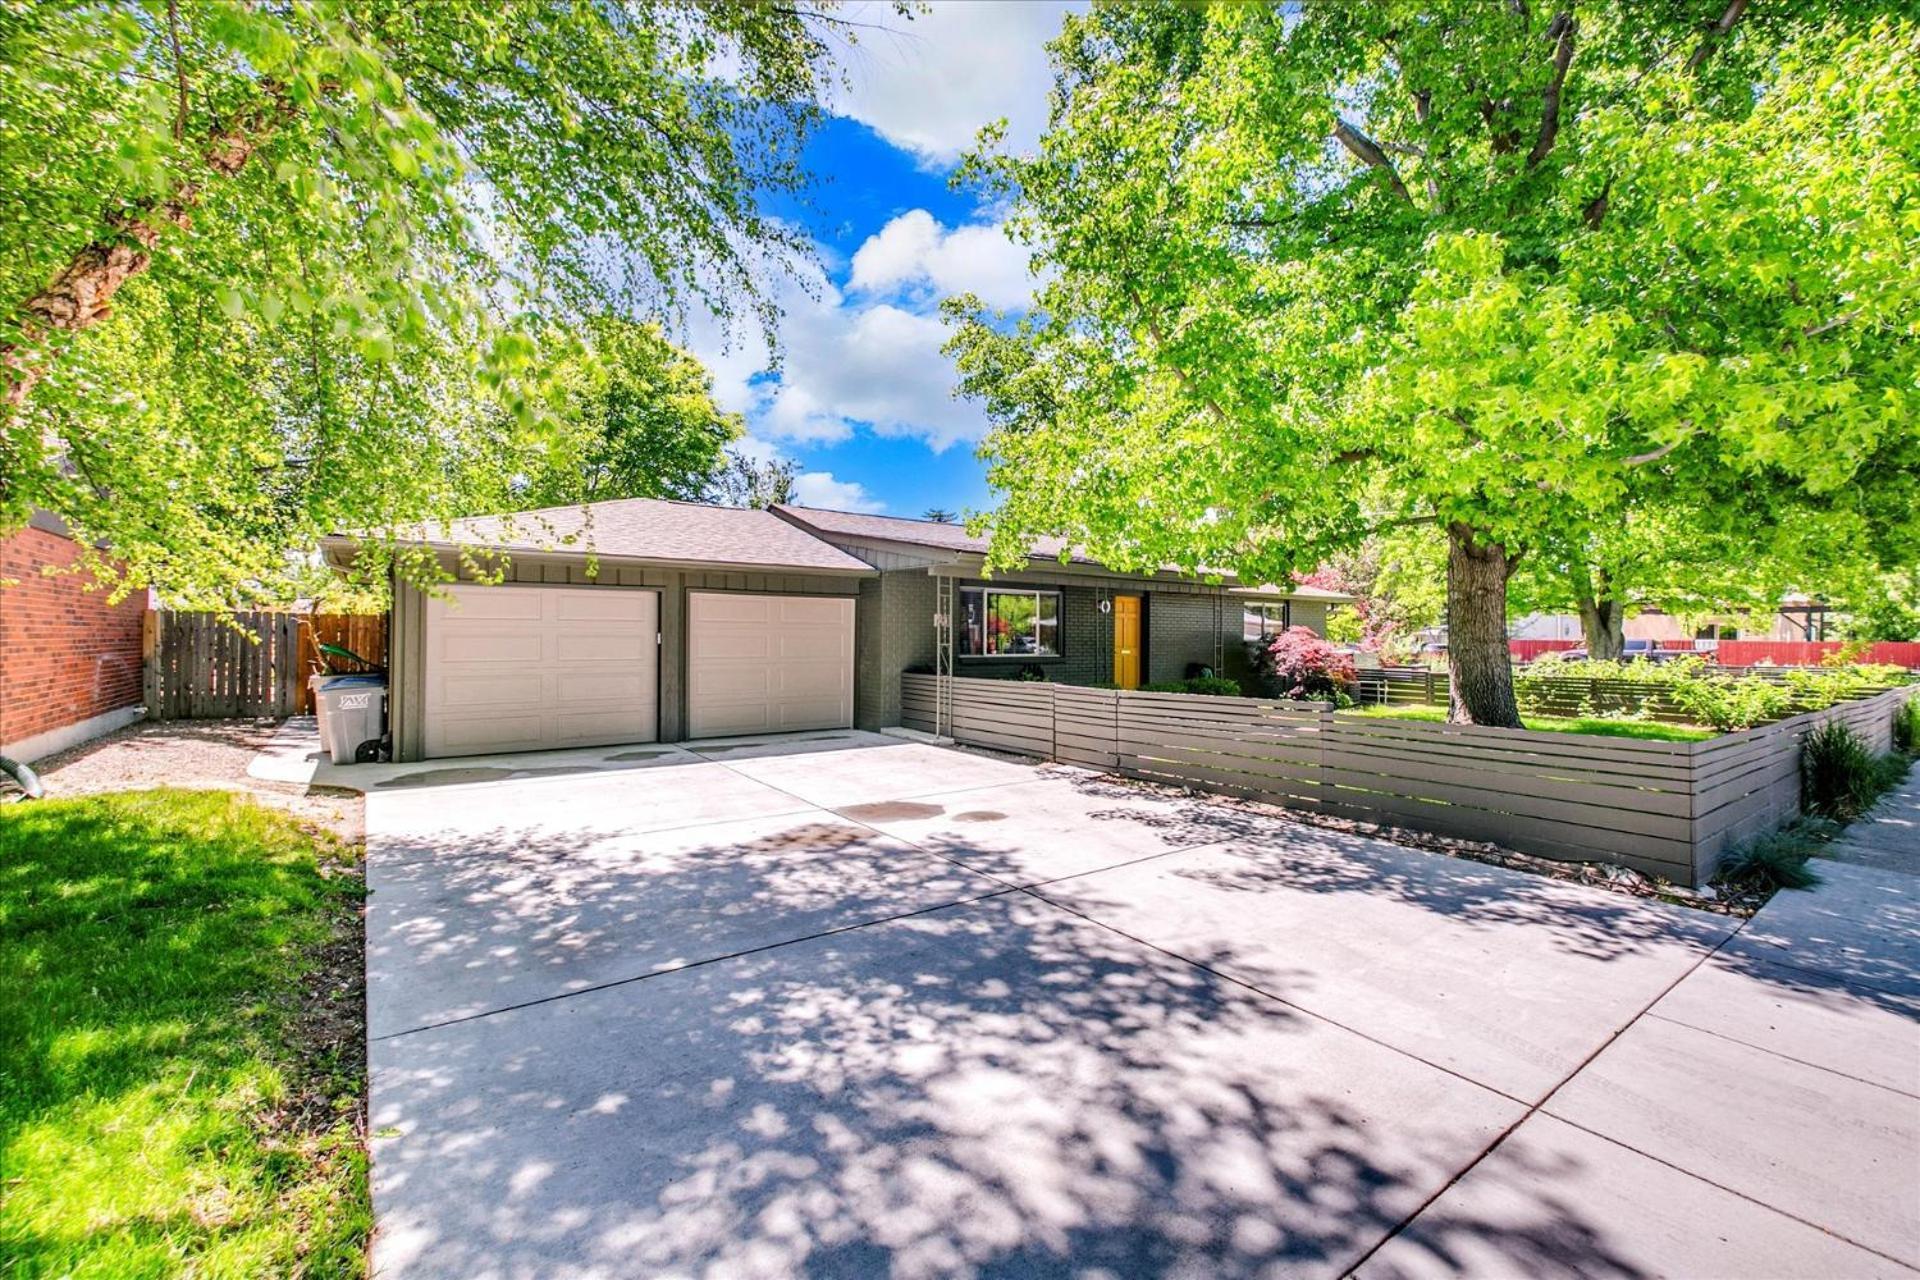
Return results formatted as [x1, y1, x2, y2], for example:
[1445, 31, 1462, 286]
[368, 882, 1638, 1279]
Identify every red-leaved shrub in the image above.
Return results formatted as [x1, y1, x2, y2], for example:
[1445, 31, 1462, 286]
[1258, 626, 1356, 700]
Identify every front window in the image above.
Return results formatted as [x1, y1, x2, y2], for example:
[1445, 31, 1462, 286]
[1243, 602, 1291, 641]
[960, 587, 1062, 657]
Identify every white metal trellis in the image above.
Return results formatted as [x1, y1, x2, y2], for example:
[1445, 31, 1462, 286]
[934, 573, 957, 738]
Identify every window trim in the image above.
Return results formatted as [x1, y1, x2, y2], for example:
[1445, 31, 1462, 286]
[958, 585, 1065, 659]
[1243, 600, 1292, 641]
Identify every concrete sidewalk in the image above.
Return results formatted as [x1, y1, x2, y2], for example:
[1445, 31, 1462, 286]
[1368, 763, 1920, 1277]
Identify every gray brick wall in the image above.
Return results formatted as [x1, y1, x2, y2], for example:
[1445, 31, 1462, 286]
[855, 569, 936, 730]
[1291, 600, 1330, 636]
[1147, 592, 1224, 684]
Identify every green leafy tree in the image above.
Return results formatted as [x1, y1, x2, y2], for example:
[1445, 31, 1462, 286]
[492, 316, 742, 511]
[0, 0, 857, 602]
[947, 4, 1919, 725]
[1297, 524, 1446, 657]
[708, 451, 798, 511]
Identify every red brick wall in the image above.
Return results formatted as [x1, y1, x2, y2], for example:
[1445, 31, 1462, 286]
[0, 526, 147, 748]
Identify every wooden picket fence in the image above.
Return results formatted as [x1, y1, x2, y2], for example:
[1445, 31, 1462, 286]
[144, 610, 387, 720]
[902, 673, 1916, 886]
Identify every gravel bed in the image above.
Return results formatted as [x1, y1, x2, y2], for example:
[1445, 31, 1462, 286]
[24, 718, 363, 844]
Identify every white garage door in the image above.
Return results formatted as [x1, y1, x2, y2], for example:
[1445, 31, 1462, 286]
[423, 584, 658, 758]
[686, 592, 854, 739]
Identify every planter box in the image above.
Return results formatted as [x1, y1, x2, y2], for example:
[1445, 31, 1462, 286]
[902, 674, 1914, 886]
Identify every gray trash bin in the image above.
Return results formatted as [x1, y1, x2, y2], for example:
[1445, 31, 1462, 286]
[315, 679, 388, 764]
[310, 672, 382, 745]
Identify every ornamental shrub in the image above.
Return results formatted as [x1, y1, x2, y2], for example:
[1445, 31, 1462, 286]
[1669, 676, 1795, 732]
[1257, 626, 1356, 701]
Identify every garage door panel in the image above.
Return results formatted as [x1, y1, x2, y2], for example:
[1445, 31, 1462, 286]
[555, 591, 653, 623]
[770, 633, 848, 662]
[554, 631, 650, 662]
[425, 585, 658, 758]
[687, 592, 854, 739]
[769, 661, 851, 694]
[554, 671, 654, 704]
[774, 697, 852, 729]
[774, 597, 851, 626]
[697, 632, 774, 661]
[441, 633, 546, 664]
[691, 668, 772, 700]
[550, 706, 660, 741]
[436, 714, 546, 755]
[444, 590, 546, 621]
[685, 702, 776, 738]
[695, 594, 775, 625]
[442, 672, 546, 710]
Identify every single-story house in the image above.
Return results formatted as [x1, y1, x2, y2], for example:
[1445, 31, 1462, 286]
[321, 498, 1346, 762]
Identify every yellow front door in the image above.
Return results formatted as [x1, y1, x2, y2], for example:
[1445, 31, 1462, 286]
[1113, 595, 1141, 689]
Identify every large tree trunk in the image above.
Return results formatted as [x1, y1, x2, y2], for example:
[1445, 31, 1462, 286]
[1576, 572, 1626, 661]
[1446, 521, 1523, 727]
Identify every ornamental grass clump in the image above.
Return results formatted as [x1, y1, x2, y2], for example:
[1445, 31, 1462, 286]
[1716, 818, 1836, 893]
[1896, 696, 1920, 755]
[1800, 722, 1894, 819]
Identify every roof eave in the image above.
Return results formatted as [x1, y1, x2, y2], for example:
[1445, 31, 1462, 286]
[319, 534, 876, 579]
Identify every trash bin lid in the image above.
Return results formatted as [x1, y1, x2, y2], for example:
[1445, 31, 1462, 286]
[319, 673, 386, 690]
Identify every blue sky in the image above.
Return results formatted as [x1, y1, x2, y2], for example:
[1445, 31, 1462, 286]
[685, 1, 1079, 520]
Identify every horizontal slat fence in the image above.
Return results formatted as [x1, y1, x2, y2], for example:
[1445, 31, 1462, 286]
[145, 610, 387, 720]
[901, 673, 1916, 885]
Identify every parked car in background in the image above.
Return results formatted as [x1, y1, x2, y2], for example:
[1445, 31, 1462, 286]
[1556, 638, 1691, 664]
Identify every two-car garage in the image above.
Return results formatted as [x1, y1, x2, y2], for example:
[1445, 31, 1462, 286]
[419, 582, 855, 759]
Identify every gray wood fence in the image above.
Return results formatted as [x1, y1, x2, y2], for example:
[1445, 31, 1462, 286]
[144, 610, 387, 720]
[902, 674, 1915, 886]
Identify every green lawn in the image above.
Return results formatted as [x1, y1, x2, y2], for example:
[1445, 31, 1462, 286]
[1339, 702, 1714, 742]
[0, 790, 368, 1279]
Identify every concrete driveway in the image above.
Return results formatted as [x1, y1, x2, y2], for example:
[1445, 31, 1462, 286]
[360, 731, 1918, 1278]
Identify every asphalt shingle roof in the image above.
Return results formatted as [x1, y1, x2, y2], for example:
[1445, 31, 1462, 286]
[773, 505, 1348, 600]
[385, 498, 874, 574]
[773, 505, 1083, 562]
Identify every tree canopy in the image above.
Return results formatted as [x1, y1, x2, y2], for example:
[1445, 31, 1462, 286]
[1, 0, 854, 603]
[948, 3, 1919, 723]
[482, 315, 742, 512]
[707, 450, 798, 510]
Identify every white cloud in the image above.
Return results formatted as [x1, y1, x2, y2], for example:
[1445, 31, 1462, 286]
[792, 471, 885, 512]
[848, 210, 1033, 311]
[766, 301, 984, 449]
[830, 1, 1081, 165]
[690, 248, 990, 453]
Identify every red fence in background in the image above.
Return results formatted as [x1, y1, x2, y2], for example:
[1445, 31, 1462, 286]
[1509, 639, 1582, 661]
[1716, 640, 1920, 669]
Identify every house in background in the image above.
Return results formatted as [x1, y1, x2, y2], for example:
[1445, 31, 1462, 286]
[1511, 595, 1841, 650]
[323, 497, 1345, 763]
[0, 511, 147, 762]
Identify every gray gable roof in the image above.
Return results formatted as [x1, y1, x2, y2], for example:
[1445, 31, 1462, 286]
[772, 504, 1083, 562]
[349, 498, 874, 575]
[773, 505, 1350, 601]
